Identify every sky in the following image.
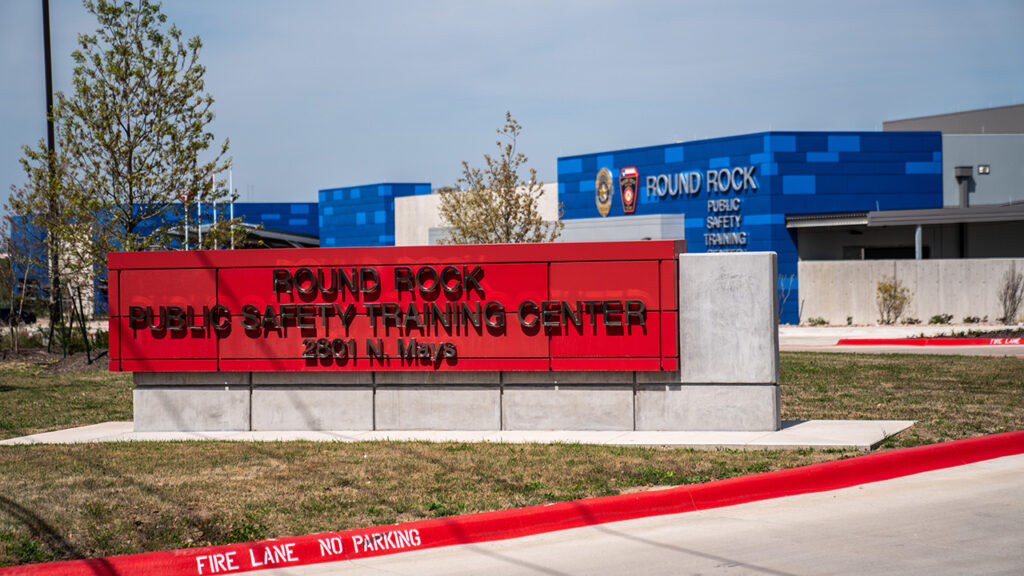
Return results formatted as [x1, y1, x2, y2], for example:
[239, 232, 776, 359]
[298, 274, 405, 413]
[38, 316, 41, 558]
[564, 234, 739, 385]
[2, 0, 1023, 210]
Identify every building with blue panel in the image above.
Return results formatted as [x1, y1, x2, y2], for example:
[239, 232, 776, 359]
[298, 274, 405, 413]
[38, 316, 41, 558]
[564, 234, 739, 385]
[318, 183, 431, 247]
[558, 131, 945, 323]
[229, 202, 319, 238]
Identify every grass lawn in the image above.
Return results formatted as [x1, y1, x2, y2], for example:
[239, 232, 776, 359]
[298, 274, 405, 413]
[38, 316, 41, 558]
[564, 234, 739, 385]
[1, 352, 1022, 566]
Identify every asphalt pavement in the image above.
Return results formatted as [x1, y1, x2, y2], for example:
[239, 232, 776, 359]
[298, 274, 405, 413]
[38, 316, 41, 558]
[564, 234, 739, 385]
[264, 453, 1024, 575]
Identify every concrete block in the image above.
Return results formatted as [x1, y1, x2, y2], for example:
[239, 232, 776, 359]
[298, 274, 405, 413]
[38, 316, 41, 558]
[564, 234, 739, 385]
[678, 253, 779, 384]
[502, 386, 634, 431]
[374, 371, 500, 385]
[251, 372, 372, 386]
[375, 386, 500, 430]
[252, 387, 373, 430]
[636, 371, 681, 384]
[134, 372, 248, 387]
[501, 371, 634, 385]
[636, 385, 780, 431]
[134, 386, 250, 432]
[799, 258, 1024, 325]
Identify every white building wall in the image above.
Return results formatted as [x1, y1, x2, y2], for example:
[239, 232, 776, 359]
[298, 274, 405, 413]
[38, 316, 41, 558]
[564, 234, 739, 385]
[394, 193, 442, 246]
[397, 183, 560, 246]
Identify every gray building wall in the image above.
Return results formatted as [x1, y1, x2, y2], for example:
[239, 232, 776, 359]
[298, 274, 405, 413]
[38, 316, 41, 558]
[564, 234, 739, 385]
[883, 103, 1024, 134]
[941, 135, 1024, 207]
[798, 258, 1024, 325]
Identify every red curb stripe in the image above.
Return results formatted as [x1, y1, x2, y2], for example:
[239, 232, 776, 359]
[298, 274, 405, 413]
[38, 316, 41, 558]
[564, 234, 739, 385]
[837, 337, 1023, 346]
[3, 431, 1023, 576]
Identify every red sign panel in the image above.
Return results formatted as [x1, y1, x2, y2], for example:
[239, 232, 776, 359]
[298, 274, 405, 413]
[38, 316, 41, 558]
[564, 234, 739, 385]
[107, 241, 684, 372]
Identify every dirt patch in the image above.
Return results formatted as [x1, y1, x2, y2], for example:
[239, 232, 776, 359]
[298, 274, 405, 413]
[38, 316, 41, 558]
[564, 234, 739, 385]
[0, 348, 110, 371]
[0, 348, 56, 366]
[41, 349, 110, 373]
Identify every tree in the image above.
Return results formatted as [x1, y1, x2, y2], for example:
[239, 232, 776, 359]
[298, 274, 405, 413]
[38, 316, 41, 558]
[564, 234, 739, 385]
[437, 112, 562, 244]
[6, 141, 96, 355]
[998, 268, 1023, 324]
[56, 0, 233, 254]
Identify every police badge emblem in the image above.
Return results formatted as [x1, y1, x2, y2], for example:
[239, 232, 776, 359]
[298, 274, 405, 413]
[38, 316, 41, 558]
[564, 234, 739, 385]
[620, 166, 638, 214]
[595, 168, 613, 217]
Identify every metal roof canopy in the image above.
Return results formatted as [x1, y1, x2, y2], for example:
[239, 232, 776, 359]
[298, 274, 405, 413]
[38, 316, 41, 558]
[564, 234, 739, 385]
[786, 201, 1024, 229]
[866, 200, 1024, 227]
[785, 212, 868, 229]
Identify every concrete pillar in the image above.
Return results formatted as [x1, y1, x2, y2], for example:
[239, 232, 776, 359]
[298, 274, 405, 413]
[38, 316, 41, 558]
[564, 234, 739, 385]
[634, 252, 781, 431]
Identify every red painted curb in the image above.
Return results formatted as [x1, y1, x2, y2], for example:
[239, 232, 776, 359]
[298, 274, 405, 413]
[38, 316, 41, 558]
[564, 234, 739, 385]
[3, 431, 1023, 576]
[837, 337, 1024, 347]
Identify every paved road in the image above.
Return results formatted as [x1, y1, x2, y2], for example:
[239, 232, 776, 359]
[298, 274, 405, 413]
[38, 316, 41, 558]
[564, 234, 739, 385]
[260, 454, 1024, 575]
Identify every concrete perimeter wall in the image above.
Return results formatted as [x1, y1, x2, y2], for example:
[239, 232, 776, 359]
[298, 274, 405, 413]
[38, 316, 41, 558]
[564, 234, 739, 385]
[134, 252, 780, 433]
[799, 258, 1024, 325]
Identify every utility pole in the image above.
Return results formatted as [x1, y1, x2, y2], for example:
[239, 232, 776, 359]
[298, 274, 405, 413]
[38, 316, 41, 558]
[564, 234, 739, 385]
[42, 0, 61, 351]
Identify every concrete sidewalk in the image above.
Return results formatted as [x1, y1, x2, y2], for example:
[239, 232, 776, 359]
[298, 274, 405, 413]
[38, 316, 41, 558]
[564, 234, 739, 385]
[0, 419, 914, 450]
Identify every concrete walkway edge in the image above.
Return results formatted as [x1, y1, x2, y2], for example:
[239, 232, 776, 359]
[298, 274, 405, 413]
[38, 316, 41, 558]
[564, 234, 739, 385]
[0, 419, 916, 451]
[3, 430, 1022, 576]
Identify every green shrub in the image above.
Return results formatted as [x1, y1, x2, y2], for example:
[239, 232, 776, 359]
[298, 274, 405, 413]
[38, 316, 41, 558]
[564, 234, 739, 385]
[901, 317, 921, 325]
[929, 313, 953, 325]
[806, 317, 828, 326]
[876, 277, 911, 325]
[962, 316, 981, 324]
[92, 330, 109, 349]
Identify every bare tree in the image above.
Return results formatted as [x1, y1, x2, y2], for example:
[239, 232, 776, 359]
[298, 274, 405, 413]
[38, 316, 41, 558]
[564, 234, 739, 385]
[998, 268, 1023, 324]
[438, 112, 562, 244]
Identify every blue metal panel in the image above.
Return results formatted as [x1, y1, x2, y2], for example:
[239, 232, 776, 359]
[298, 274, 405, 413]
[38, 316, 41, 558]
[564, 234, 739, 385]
[806, 152, 839, 162]
[828, 135, 860, 152]
[906, 161, 942, 174]
[317, 182, 431, 247]
[765, 134, 796, 152]
[558, 158, 582, 174]
[783, 175, 816, 194]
